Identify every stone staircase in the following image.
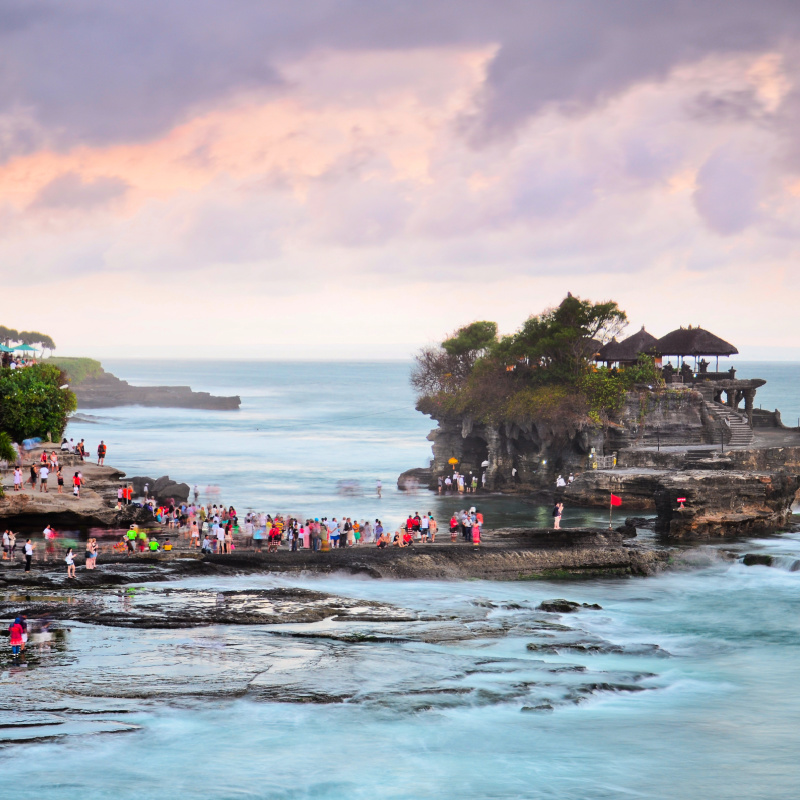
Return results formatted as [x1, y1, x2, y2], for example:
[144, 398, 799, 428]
[705, 401, 754, 447]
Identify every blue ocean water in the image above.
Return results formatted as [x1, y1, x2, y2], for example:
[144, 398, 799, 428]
[3, 547, 800, 799]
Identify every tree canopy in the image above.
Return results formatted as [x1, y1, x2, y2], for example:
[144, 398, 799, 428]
[412, 293, 658, 428]
[0, 326, 56, 352]
[0, 363, 76, 442]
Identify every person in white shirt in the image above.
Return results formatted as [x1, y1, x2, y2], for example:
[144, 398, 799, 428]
[556, 475, 567, 488]
[39, 465, 49, 492]
[420, 514, 430, 543]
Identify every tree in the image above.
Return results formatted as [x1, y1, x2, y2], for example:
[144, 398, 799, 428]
[17, 330, 56, 353]
[412, 321, 498, 398]
[441, 321, 498, 358]
[0, 364, 76, 442]
[0, 432, 15, 464]
[506, 294, 627, 382]
[0, 326, 19, 346]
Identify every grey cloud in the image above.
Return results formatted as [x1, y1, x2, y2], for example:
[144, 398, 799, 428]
[687, 89, 769, 123]
[31, 171, 129, 210]
[2, 1, 800, 153]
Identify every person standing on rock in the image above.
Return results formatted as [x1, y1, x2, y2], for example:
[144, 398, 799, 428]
[65, 548, 75, 578]
[72, 472, 81, 499]
[29, 463, 38, 489]
[97, 441, 107, 465]
[13, 467, 22, 492]
[428, 514, 437, 543]
[39, 463, 49, 492]
[24, 539, 35, 572]
[552, 502, 564, 530]
[56, 467, 64, 494]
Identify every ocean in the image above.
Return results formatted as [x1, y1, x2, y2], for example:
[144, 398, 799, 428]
[3, 358, 799, 798]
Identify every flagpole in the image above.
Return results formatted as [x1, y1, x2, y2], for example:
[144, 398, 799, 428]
[609, 493, 612, 530]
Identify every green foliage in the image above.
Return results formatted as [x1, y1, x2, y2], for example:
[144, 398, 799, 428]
[505, 294, 627, 383]
[44, 356, 103, 385]
[0, 326, 18, 345]
[412, 294, 664, 432]
[441, 321, 498, 357]
[0, 431, 15, 463]
[580, 355, 664, 421]
[0, 364, 77, 442]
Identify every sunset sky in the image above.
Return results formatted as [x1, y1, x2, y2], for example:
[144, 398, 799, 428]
[2, 1, 799, 359]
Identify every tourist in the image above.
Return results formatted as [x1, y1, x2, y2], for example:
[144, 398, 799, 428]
[444, 475, 452, 493]
[471, 474, 478, 493]
[462, 511, 472, 543]
[2, 530, 10, 560]
[149, 537, 160, 552]
[29, 463, 38, 489]
[361, 519, 372, 543]
[449, 514, 458, 542]
[190, 520, 200, 547]
[65, 547, 76, 578]
[72, 471, 81, 499]
[420, 513, 429, 542]
[201, 535, 212, 554]
[56, 467, 64, 494]
[437, 476, 443, 494]
[13, 467, 22, 491]
[552, 502, 563, 530]
[429, 514, 437, 543]
[342, 518, 353, 547]
[39, 463, 49, 492]
[23, 538, 34, 571]
[376, 530, 390, 548]
[8, 618, 23, 657]
[556, 475, 567, 488]
[77, 439, 86, 461]
[376, 479, 382, 498]
[472, 521, 481, 546]
[568, 473, 574, 484]
[126, 526, 137, 553]
[85, 538, 97, 570]
[328, 518, 340, 548]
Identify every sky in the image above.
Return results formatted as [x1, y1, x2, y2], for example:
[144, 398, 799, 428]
[1, 0, 799, 360]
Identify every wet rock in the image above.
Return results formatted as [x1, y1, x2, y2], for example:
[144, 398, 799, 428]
[742, 553, 774, 567]
[536, 600, 602, 613]
[614, 521, 638, 538]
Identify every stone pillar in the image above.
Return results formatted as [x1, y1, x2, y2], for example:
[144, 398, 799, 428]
[744, 389, 755, 427]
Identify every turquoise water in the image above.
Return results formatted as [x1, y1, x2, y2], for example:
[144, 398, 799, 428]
[4, 359, 794, 798]
[2, 543, 800, 799]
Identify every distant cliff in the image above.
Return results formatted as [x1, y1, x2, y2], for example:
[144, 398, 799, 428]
[46, 357, 240, 411]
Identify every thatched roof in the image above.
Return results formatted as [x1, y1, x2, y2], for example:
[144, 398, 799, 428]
[652, 326, 738, 357]
[597, 326, 658, 363]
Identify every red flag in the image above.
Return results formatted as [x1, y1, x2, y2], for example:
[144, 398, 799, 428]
[610, 494, 622, 507]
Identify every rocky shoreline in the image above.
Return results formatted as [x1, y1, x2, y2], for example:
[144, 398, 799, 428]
[71, 366, 240, 410]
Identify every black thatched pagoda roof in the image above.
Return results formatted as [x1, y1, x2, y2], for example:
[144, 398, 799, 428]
[597, 326, 658, 363]
[652, 326, 738, 357]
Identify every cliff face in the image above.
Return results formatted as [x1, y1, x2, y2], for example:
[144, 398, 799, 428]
[421, 388, 711, 490]
[73, 368, 240, 410]
[426, 415, 603, 491]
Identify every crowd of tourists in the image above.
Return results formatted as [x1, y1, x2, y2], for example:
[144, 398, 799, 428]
[118, 503, 487, 553]
[437, 471, 486, 493]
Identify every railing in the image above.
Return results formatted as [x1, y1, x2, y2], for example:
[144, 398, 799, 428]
[591, 454, 617, 470]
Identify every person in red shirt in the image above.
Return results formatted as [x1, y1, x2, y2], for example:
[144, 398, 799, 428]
[9, 620, 23, 656]
[405, 516, 415, 534]
[402, 531, 414, 547]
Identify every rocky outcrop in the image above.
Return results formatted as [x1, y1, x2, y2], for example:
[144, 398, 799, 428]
[130, 475, 190, 503]
[562, 467, 800, 538]
[72, 368, 240, 410]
